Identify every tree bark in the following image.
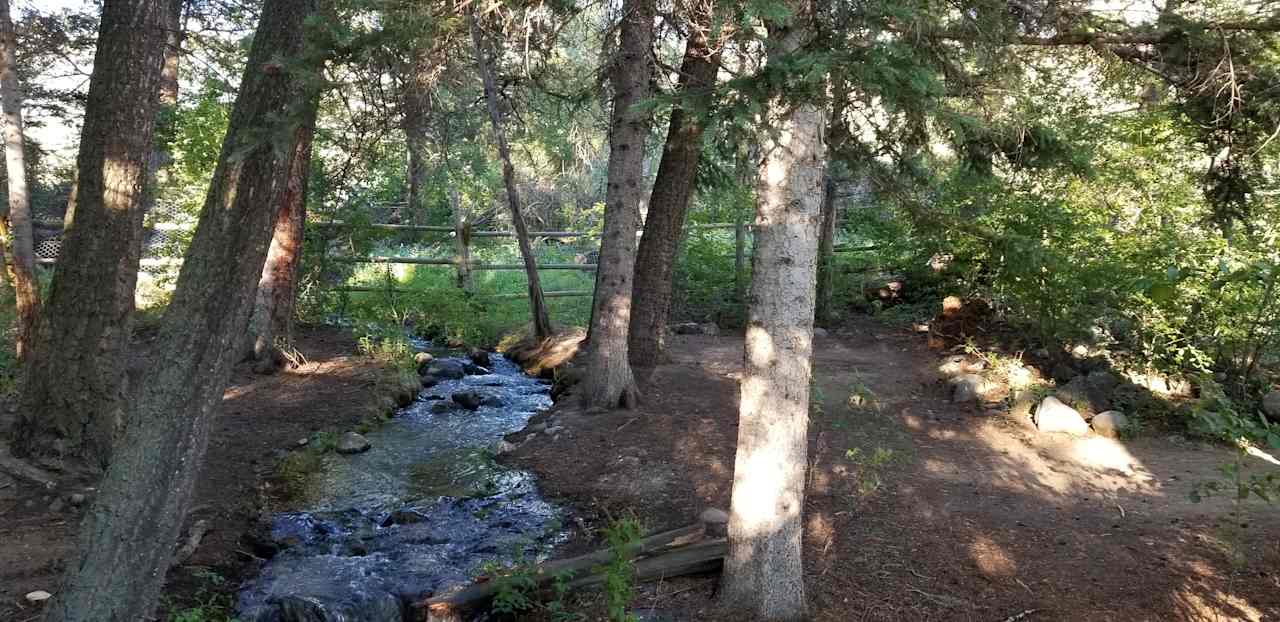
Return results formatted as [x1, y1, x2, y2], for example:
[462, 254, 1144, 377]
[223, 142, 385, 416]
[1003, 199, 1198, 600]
[14, 0, 175, 469]
[141, 0, 184, 218]
[814, 174, 836, 325]
[468, 10, 552, 338]
[45, 0, 326, 618]
[580, 0, 655, 408]
[403, 48, 432, 226]
[628, 12, 719, 372]
[247, 110, 317, 371]
[0, 0, 38, 363]
[721, 6, 826, 621]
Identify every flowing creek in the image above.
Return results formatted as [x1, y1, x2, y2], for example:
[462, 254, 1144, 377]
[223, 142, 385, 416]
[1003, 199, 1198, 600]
[236, 350, 564, 621]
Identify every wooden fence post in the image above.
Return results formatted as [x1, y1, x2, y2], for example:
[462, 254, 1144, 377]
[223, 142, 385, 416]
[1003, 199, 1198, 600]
[452, 193, 471, 291]
[734, 216, 746, 304]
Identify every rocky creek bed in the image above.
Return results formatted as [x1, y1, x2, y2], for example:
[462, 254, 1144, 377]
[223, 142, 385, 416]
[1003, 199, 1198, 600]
[236, 351, 565, 622]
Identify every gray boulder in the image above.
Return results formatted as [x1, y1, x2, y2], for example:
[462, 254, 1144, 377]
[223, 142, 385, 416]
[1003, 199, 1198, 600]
[425, 360, 465, 380]
[1035, 396, 1089, 435]
[1091, 411, 1129, 438]
[1051, 362, 1079, 383]
[673, 322, 702, 335]
[336, 432, 371, 454]
[950, 373, 992, 403]
[700, 322, 720, 336]
[452, 391, 483, 410]
[468, 348, 492, 367]
[1263, 390, 1280, 419]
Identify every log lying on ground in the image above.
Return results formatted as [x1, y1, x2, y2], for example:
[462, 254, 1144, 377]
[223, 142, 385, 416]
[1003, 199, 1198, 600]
[0, 445, 56, 489]
[420, 519, 726, 621]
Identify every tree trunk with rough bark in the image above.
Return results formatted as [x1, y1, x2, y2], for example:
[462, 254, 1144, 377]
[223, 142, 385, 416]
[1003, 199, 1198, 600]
[815, 174, 836, 325]
[468, 10, 551, 338]
[45, 0, 326, 618]
[628, 12, 718, 373]
[141, 0, 183, 217]
[247, 110, 317, 371]
[14, 0, 175, 469]
[580, 0, 655, 408]
[403, 49, 432, 226]
[0, 0, 38, 363]
[721, 7, 826, 621]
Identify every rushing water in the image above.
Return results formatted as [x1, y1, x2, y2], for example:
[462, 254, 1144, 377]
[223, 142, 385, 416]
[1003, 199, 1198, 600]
[236, 353, 563, 622]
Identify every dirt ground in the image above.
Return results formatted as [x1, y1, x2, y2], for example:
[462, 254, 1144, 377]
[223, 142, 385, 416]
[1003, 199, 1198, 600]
[510, 317, 1280, 622]
[0, 326, 393, 621]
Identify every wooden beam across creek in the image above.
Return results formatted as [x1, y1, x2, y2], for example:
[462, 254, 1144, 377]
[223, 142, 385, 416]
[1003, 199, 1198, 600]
[418, 514, 729, 621]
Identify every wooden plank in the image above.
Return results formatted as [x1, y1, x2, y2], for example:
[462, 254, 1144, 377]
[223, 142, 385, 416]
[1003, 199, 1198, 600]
[487, 290, 592, 299]
[421, 523, 711, 619]
[327, 256, 596, 271]
[309, 221, 588, 238]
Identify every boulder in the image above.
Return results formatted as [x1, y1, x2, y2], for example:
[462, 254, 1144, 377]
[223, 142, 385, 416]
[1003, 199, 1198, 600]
[336, 432, 371, 454]
[938, 355, 984, 377]
[420, 375, 439, 389]
[425, 360, 465, 380]
[468, 348, 492, 367]
[1051, 362, 1079, 384]
[1085, 369, 1119, 395]
[429, 401, 456, 414]
[673, 322, 702, 335]
[463, 363, 491, 376]
[480, 394, 505, 408]
[25, 590, 52, 604]
[700, 323, 720, 336]
[950, 373, 992, 403]
[1035, 396, 1089, 435]
[1262, 390, 1280, 419]
[452, 391, 484, 411]
[812, 327, 828, 338]
[1091, 411, 1129, 438]
[1055, 376, 1093, 411]
[493, 440, 518, 455]
[414, 352, 434, 366]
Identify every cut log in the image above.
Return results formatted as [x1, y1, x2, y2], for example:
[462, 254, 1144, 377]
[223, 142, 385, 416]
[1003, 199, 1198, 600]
[0, 446, 56, 489]
[420, 522, 724, 621]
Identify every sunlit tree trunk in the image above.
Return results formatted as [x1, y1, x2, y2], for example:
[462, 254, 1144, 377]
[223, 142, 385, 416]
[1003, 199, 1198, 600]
[14, 0, 175, 469]
[247, 111, 317, 371]
[581, 0, 655, 408]
[629, 8, 718, 373]
[469, 9, 551, 338]
[0, 0, 38, 363]
[721, 6, 826, 620]
[46, 0, 326, 617]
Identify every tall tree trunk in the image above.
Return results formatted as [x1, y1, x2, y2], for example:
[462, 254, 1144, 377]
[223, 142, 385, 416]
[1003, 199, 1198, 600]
[468, 10, 552, 338]
[628, 13, 719, 372]
[140, 0, 184, 216]
[14, 0, 175, 469]
[0, 0, 38, 363]
[247, 112, 317, 371]
[721, 7, 826, 621]
[580, 0, 655, 408]
[46, 0, 326, 618]
[403, 49, 431, 226]
[814, 174, 836, 325]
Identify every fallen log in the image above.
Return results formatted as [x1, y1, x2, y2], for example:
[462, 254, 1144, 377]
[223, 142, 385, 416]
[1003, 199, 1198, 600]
[421, 519, 727, 621]
[0, 446, 56, 489]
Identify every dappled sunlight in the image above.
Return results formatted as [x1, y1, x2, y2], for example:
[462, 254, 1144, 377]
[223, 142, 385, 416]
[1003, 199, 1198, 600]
[1171, 585, 1268, 621]
[968, 534, 1016, 578]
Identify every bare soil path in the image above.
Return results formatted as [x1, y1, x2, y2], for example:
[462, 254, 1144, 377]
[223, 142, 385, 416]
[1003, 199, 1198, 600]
[511, 317, 1280, 621]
